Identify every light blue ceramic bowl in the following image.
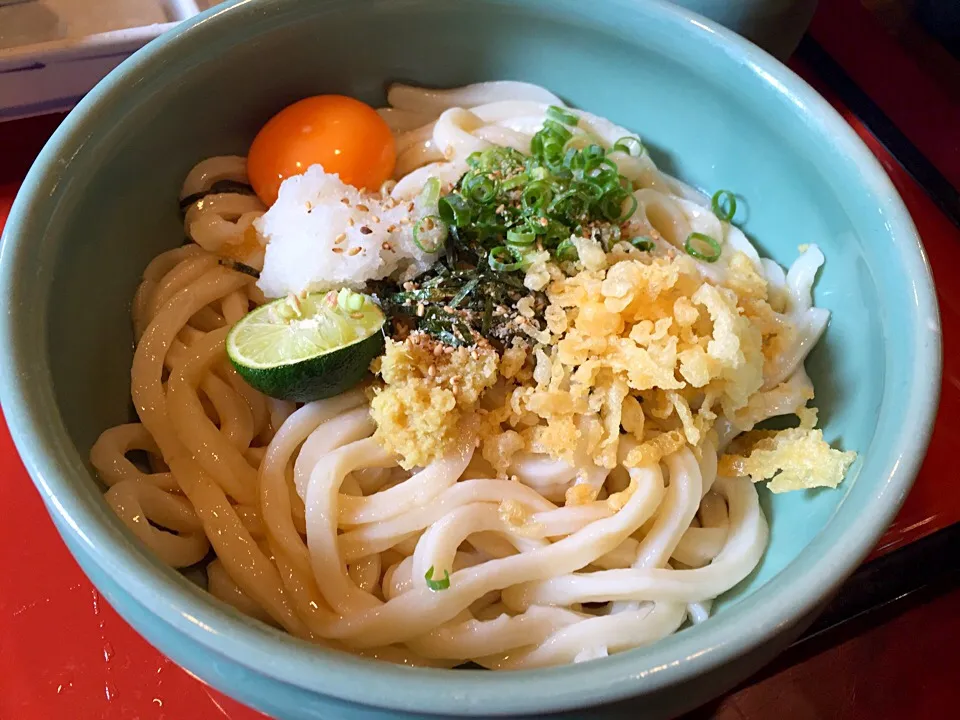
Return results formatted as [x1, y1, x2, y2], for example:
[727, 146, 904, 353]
[0, 0, 941, 718]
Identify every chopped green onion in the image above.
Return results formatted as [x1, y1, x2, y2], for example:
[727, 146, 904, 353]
[507, 228, 536, 246]
[542, 119, 573, 144]
[547, 105, 579, 126]
[530, 133, 544, 159]
[521, 181, 554, 214]
[585, 156, 619, 176]
[615, 193, 638, 222]
[576, 179, 604, 201]
[541, 139, 566, 166]
[424, 566, 451, 591]
[631, 236, 655, 251]
[556, 239, 578, 261]
[685, 232, 722, 262]
[563, 147, 584, 172]
[466, 151, 482, 168]
[583, 144, 605, 162]
[413, 215, 446, 253]
[462, 174, 499, 204]
[501, 173, 529, 191]
[438, 194, 473, 227]
[488, 246, 524, 272]
[419, 176, 441, 207]
[552, 189, 590, 220]
[711, 189, 737, 223]
[613, 136, 644, 157]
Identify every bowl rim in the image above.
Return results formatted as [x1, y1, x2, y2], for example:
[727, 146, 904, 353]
[0, 0, 942, 716]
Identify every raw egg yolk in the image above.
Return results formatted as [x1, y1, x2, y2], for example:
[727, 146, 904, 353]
[247, 95, 396, 205]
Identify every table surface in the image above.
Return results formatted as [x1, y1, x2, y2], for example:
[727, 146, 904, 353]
[2, 1, 960, 718]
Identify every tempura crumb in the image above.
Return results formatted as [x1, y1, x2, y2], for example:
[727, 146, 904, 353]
[565, 483, 598, 506]
[370, 333, 499, 468]
[718, 427, 857, 493]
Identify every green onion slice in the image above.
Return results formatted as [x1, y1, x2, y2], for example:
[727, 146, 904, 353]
[462, 174, 499, 204]
[711, 189, 737, 223]
[419, 176, 441, 207]
[501, 173, 529, 191]
[685, 232, 722, 262]
[631, 236, 655, 251]
[413, 215, 446, 253]
[547, 105, 579, 126]
[555, 239, 579, 261]
[613, 136, 644, 157]
[615, 193, 639, 222]
[521, 181, 554, 214]
[507, 228, 537, 246]
[424, 566, 451, 591]
[542, 119, 573, 144]
[488, 245, 524, 272]
[438, 194, 473, 227]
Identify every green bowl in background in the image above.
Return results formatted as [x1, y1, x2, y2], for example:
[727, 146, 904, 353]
[0, 0, 940, 718]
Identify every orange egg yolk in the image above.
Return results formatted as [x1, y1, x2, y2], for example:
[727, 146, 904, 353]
[247, 95, 396, 206]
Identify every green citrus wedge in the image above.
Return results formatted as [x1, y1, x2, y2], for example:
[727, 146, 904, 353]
[226, 289, 385, 402]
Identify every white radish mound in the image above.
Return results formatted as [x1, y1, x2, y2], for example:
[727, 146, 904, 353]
[256, 165, 439, 298]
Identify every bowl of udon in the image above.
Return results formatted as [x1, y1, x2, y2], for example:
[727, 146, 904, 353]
[0, 0, 940, 718]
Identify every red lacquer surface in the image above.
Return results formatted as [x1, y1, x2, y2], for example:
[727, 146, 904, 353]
[1, 3, 958, 715]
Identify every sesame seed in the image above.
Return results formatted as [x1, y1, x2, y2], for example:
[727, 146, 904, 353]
[348, 247, 362, 256]
[332, 247, 344, 254]
[433, 345, 443, 357]
[340, 198, 351, 206]
[407, 202, 415, 212]
[356, 204, 370, 212]
[381, 241, 394, 252]
[416, 304, 425, 317]
[334, 233, 346, 244]
[427, 365, 436, 377]
[360, 226, 373, 235]
[347, 218, 355, 227]
[371, 215, 381, 224]
[386, 224, 398, 233]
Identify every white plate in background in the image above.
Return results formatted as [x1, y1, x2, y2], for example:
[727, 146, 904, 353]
[0, 1, 206, 121]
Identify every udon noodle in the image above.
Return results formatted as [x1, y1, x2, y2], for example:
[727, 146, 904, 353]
[90, 82, 850, 669]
